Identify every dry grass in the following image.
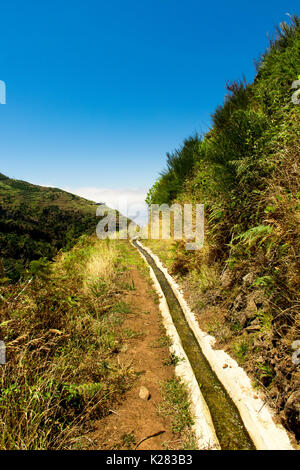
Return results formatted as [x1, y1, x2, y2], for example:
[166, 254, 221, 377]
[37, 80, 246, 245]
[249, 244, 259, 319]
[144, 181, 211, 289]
[0, 236, 136, 449]
[83, 240, 118, 292]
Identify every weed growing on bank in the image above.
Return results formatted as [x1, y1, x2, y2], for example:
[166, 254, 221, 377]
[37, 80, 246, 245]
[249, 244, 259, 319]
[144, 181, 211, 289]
[0, 236, 137, 449]
[145, 17, 300, 441]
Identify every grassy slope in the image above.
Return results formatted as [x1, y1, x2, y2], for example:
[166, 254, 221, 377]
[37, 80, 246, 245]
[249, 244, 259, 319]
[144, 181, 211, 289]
[0, 173, 102, 279]
[145, 17, 300, 442]
[0, 236, 196, 449]
[0, 236, 130, 449]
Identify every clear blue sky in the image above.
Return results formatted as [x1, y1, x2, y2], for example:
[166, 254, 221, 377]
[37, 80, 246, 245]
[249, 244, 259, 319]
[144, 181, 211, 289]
[0, 1, 298, 201]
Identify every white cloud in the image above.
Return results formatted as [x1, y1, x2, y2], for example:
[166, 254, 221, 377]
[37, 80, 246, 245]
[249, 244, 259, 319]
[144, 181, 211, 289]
[63, 186, 149, 226]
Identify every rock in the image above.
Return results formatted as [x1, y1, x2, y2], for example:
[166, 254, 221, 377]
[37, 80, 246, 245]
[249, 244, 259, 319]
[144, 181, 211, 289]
[233, 293, 246, 312]
[283, 391, 300, 437]
[239, 312, 248, 328]
[245, 323, 261, 333]
[242, 273, 255, 286]
[220, 269, 235, 289]
[253, 338, 262, 348]
[256, 355, 264, 363]
[139, 386, 150, 400]
[269, 387, 279, 399]
[245, 294, 258, 317]
[49, 329, 63, 335]
[285, 391, 300, 414]
[239, 295, 260, 328]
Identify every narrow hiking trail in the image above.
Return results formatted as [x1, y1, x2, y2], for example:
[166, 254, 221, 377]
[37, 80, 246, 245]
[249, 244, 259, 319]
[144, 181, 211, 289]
[89, 258, 190, 450]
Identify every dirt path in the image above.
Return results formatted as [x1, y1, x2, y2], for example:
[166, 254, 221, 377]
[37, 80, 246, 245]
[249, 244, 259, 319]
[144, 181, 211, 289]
[89, 264, 177, 450]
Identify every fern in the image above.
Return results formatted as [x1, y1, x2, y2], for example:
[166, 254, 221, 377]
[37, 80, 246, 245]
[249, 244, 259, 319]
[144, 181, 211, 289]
[233, 225, 273, 248]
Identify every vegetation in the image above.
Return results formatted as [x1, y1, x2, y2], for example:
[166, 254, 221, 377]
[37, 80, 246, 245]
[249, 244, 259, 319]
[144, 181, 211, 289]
[0, 237, 140, 449]
[0, 236, 197, 449]
[158, 377, 196, 450]
[145, 16, 300, 440]
[0, 173, 107, 280]
[0, 14, 298, 448]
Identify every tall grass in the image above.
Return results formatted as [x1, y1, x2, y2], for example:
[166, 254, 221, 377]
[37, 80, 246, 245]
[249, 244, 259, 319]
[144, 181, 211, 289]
[0, 236, 134, 449]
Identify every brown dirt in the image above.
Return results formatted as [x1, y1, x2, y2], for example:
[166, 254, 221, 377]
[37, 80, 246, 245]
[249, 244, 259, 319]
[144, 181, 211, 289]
[88, 265, 176, 450]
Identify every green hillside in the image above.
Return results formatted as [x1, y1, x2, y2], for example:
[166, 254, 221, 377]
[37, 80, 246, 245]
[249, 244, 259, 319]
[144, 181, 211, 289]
[0, 173, 102, 280]
[145, 16, 300, 440]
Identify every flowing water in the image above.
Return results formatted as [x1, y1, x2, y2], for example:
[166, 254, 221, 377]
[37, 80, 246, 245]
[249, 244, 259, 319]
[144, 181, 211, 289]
[133, 241, 255, 450]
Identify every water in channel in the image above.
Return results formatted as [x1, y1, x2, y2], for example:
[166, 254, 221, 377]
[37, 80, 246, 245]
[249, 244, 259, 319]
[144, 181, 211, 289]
[133, 241, 255, 450]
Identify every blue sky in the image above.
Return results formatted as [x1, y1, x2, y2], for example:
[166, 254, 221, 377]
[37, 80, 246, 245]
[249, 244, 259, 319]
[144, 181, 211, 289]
[0, 0, 299, 219]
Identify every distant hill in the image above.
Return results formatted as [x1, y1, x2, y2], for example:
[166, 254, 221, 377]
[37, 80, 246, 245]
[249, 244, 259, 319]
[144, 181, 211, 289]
[0, 173, 111, 279]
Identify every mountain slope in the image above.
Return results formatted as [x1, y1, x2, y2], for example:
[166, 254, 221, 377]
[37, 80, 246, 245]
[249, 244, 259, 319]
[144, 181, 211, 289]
[0, 173, 102, 279]
[144, 16, 300, 442]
